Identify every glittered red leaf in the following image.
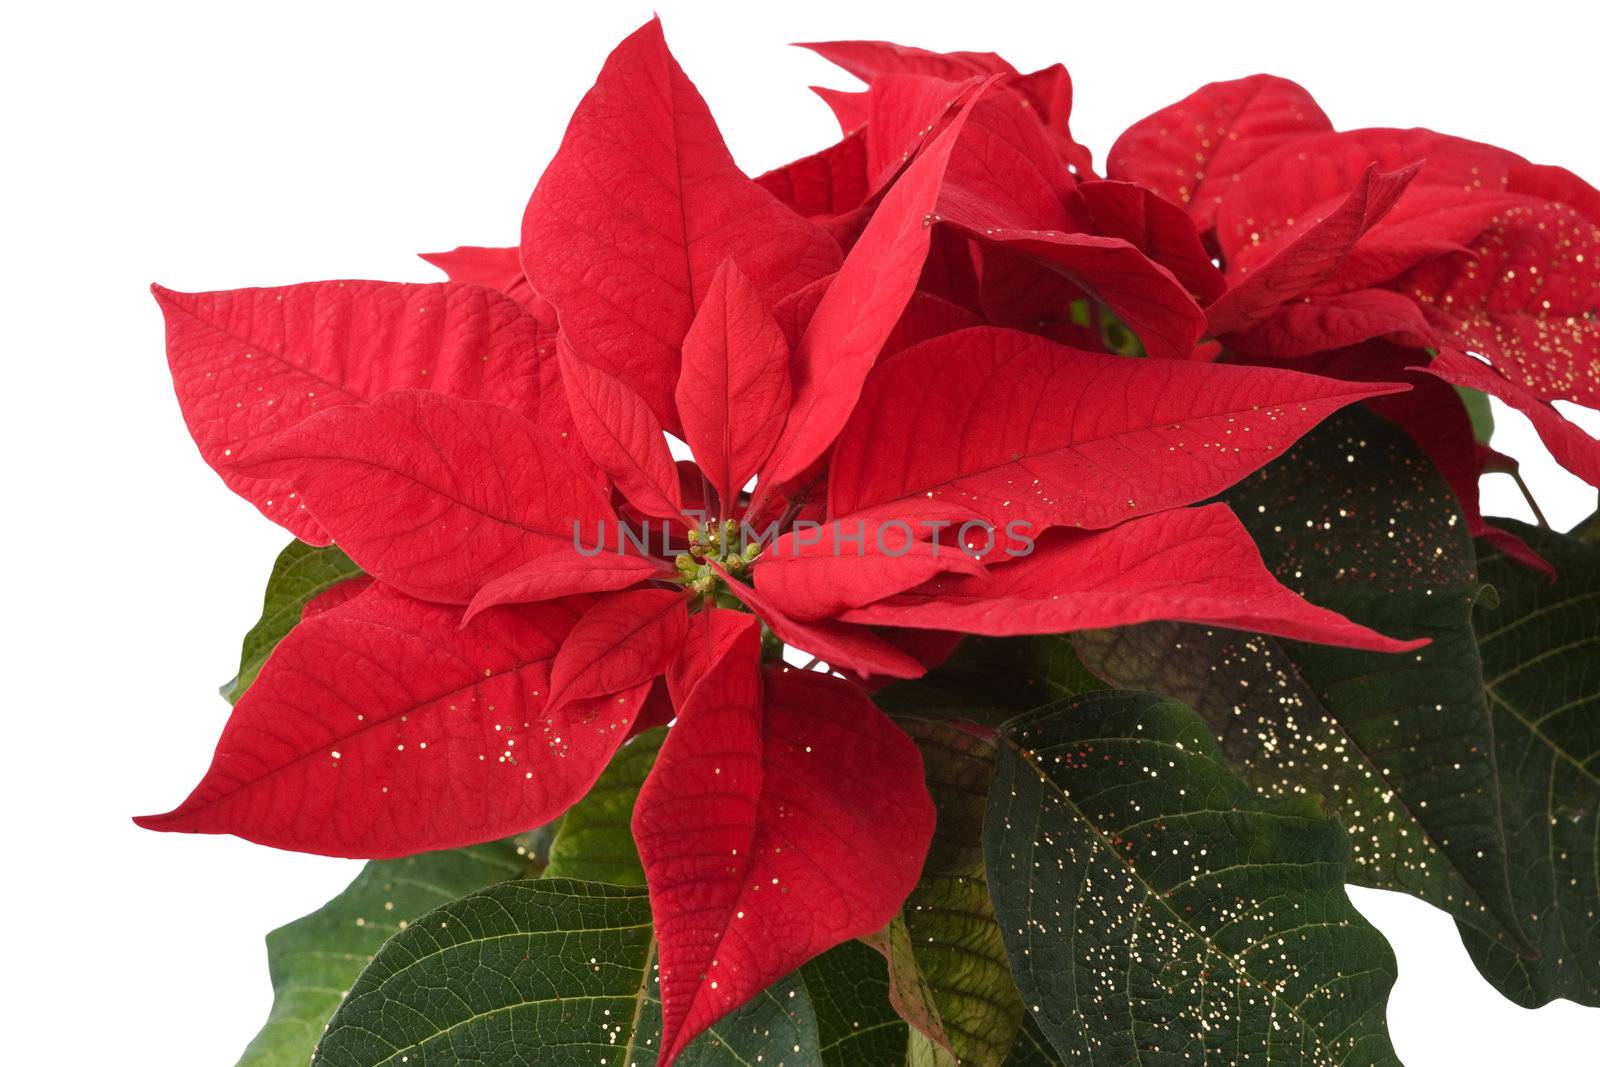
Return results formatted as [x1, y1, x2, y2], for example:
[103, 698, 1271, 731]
[1508, 162, 1600, 224]
[521, 18, 840, 432]
[301, 575, 376, 620]
[238, 390, 613, 604]
[1108, 75, 1332, 228]
[547, 588, 690, 711]
[635, 651, 935, 1063]
[828, 326, 1402, 531]
[1419, 349, 1600, 487]
[841, 503, 1425, 652]
[1403, 199, 1600, 407]
[135, 585, 649, 858]
[676, 260, 792, 512]
[559, 340, 684, 523]
[1231, 288, 1436, 358]
[1214, 127, 1524, 263]
[1206, 163, 1421, 335]
[153, 280, 544, 542]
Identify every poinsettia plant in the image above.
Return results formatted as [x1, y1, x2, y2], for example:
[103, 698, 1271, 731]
[140, 18, 1599, 1067]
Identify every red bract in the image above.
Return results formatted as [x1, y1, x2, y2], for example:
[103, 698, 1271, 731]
[143, 20, 1594, 1065]
[1108, 74, 1332, 228]
[1116, 88, 1600, 493]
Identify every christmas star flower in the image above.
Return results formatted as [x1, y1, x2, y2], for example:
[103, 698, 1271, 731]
[139, 20, 1427, 1064]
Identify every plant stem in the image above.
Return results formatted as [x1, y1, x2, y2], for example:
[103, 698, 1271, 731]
[1509, 468, 1550, 528]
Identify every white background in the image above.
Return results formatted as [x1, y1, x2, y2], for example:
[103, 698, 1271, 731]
[4, 0, 1597, 1062]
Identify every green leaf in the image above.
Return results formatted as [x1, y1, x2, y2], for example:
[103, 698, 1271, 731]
[1459, 520, 1600, 1006]
[544, 728, 665, 886]
[237, 838, 537, 1067]
[799, 940, 910, 1067]
[1000, 1016, 1063, 1066]
[620, 943, 822, 1067]
[225, 540, 362, 702]
[875, 637, 1099, 723]
[1454, 383, 1495, 443]
[985, 691, 1401, 1066]
[314, 878, 824, 1066]
[1072, 408, 1531, 950]
[883, 720, 1024, 1067]
[313, 879, 654, 1066]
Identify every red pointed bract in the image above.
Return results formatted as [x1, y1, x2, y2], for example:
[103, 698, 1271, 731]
[417, 245, 554, 324]
[1419, 350, 1600, 487]
[237, 390, 614, 605]
[547, 588, 691, 711]
[634, 647, 935, 1064]
[758, 78, 996, 493]
[676, 261, 793, 512]
[666, 608, 762, 710]
[136, 585, 649, 858]
[755, 520, 984, 620]
[1232, 289, 1436, 358]
[1403, 199, 1600, 408]
[841, 504, 1425, 652]
[712, 562, 926, 679]
[828, 327, 1406, 531]
[1206, 163, 1422, 335]
[521, 18, 839, 433]
[1068, 179, 1227, 302]
[559, 341, 685, 523]
[153, 280, 545, 543]
[464, 552, 669, 622]
[1108, 74, 1332, 228]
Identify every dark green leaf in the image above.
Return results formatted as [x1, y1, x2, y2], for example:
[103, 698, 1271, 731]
[313, 879, 654, 1066]
[800, 940, 910, 1067]
[315, 878, 823, 1066]
[888, 720, 1024, 1067]
[875, 638, 1099, 723]
[1072, 409, 1530, 950]
[1459, 520, 1600, 1006]
[544, 729, 665, 886]
[238, 838, 536, 1067]
[225, 540, 362, 702]
[1000, 1016, 1063, 1066]
[986, 691, 1400, 1066]
[620, 944, 821, 1067]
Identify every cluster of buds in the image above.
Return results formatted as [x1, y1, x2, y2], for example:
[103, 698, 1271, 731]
[675, 519, 763, 605]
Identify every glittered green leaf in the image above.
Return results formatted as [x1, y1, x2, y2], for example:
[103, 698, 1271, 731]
[1458, 520, 1600, 1007]
[237, 837, 538, 1067]
[225, 539, 363, 702]
[986, 690, 1400, 1067]
[887, 720, 1025, 1067]
[619, 943, 822, 1067]
[544, 728, 665, 886]
[1000, 1015, 1063, 1066]
[1072, 408, 1530, 951]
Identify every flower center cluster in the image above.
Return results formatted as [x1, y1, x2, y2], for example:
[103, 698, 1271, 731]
[674, 519, 762, 607]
